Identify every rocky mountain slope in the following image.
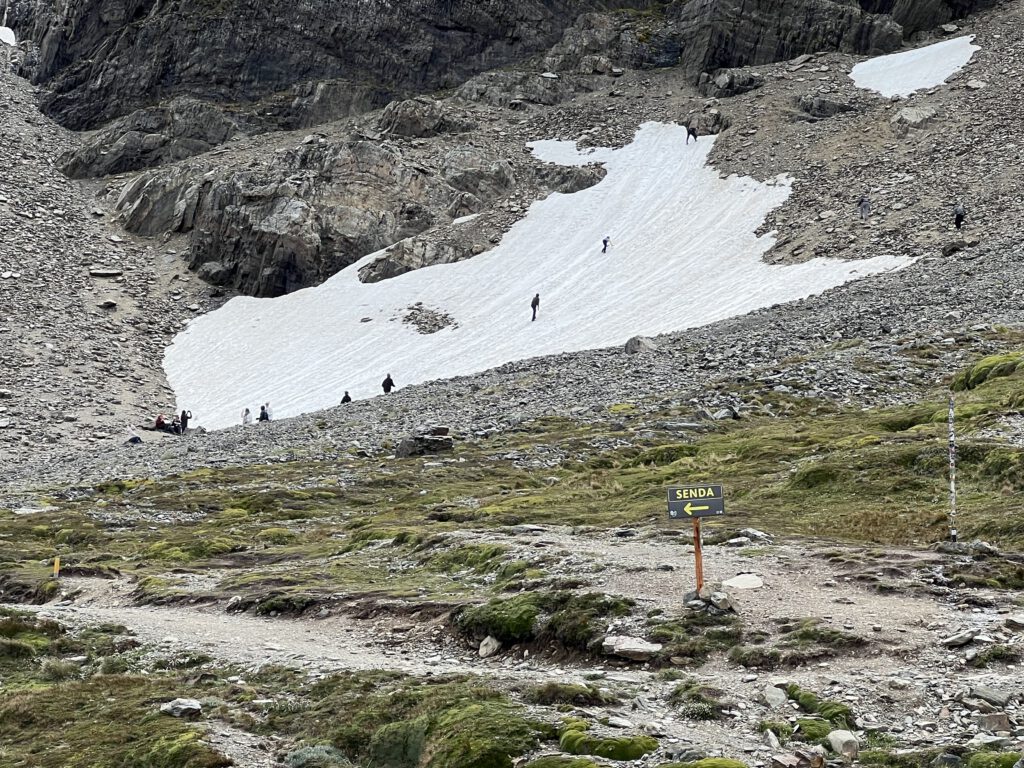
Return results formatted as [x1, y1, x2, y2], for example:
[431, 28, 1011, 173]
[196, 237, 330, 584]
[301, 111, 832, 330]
[2, 1, 1024, 767]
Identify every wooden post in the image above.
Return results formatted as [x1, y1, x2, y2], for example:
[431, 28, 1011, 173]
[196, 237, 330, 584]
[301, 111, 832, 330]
[693, 518, 704, 593]
[53, 556, 60, 579]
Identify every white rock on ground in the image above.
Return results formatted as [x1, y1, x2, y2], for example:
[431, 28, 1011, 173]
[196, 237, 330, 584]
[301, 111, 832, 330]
[602, 635, 662, 661]
[723, 573, 763, 589]
[159, 698, 202, 718]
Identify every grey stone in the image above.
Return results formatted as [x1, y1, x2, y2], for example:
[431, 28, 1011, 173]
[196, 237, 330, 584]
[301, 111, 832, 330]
[601, 635, 662, 661]
[931, 754, 962, 768]
[891, 106, 938, 137]
[624, 336, 658, 354]
[478, 635, 502, 658]
[723, 573, 763, 590]
[972, 686, 1013, 708]
[974, 712, 1011, 732]
[940, 629, 978, 647]
[159, 698, 202, 718]
[764, 683, 789, 709]
[827, 730, 859, 760]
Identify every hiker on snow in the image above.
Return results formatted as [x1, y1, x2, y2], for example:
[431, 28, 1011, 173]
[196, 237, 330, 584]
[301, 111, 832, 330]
[531, 293, 540, 322]
[382, 374, 395, 394]
[241, 407, 252, 425]
[341, 391, 352, 404]
[954, 201, 967, 230]
[686, 125, 698, 144]
[857, 195, 871, 221]
[258, 405, 270, 422]
[602, 236, 611, 253]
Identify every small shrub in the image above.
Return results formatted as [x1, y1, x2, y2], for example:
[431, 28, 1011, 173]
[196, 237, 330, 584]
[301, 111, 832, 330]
[526, 682, 616, 706]
[284, 744, 354, 767]
[559, 728, 659, 760]
[40, 659, 80, 681]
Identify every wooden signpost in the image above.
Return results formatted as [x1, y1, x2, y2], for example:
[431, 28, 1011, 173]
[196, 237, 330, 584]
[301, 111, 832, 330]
[667, 484, 725, 592]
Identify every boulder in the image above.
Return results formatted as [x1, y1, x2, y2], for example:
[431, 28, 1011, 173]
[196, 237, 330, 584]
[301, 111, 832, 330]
[395, 434, 455, 458]
[624, 336, 658, 354]
[764, 683, 789, 708]
[1004, 615, 1024, 630]
[723, 573, 763, 590]
[940, 629, 978, 647]
[966, 734, 1011, 749]
[890, 106, 937, 136]
[376, 98, 472, 138]
[159, 698, 202, 718]
[827, 730, 859, 760]
[478, 635, 502, 658]
[971, 685, 1013, 708]
[973, 712, 1011, 732]
[797, 95, 854, 119]
[698, 68, 764, 97]
[601, 635, 663, 661]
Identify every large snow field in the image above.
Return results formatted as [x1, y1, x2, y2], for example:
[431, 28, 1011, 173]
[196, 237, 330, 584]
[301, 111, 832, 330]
[850, 35, 979, 97]
[165, 122, 912, 430]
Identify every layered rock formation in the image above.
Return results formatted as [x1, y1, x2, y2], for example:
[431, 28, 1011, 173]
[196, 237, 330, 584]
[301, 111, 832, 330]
[114, 135, 518, 296]
[2, 0, 644, 131]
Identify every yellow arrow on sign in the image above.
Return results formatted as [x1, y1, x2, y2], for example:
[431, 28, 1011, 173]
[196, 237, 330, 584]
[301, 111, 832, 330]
[684, 502, 710, 516]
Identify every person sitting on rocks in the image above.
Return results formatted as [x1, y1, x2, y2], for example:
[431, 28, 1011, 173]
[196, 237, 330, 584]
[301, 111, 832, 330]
[241, 407, 252, 425]
[382, 374, 395, 394]
[258, 405, 270, 422]
[169, 415, 182, 435]
[341, 391, 352, 404]
[125, 426, 142, 445]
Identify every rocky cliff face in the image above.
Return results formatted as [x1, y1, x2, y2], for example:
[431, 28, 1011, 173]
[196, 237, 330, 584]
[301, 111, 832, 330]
[2, 0, 644, 132]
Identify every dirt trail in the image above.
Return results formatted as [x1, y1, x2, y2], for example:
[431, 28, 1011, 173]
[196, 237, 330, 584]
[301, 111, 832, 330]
[8, 534, 1020, 759]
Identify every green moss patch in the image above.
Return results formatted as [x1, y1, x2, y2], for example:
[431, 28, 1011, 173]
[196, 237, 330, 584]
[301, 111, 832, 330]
[559, 726, 658, 761]
[786, 683, 856, 730]
[454, 592, 633, 651]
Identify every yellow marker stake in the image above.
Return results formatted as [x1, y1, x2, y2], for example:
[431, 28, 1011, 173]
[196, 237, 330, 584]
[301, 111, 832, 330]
[53, 556, 60, 578]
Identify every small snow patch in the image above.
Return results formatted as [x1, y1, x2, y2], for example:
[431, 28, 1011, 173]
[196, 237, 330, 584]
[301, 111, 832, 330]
[0, 27, 15, 46]
[850, 35, 979, 98]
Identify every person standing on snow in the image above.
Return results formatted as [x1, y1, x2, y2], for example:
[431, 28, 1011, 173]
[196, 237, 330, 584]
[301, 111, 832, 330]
[382, 374, 395, 394]
[954, 201, 967, 230]
[602, 236, 611, 253]
[686, 125, 698, 144]
[531, 293, 540, 322]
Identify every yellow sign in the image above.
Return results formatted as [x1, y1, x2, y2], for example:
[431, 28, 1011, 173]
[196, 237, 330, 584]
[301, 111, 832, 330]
[53, 556, 61, 578]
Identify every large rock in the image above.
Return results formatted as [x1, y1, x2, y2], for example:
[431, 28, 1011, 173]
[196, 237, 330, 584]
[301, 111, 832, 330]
[377, 98, 473, 138]
[971, 686, 1013, 708]
[699, 68, 764, 97]
[159, 698, 202, 718]
[624, 336, 657, 354]
[395, 433, 456, 458]
[827, 730, 859, 760]
[114, 138, 507, 296]
[602, 635, 662, 661]
[890, 106, 938, 137]
[764, 683, 789, 708]
[797, 95, 854, 119]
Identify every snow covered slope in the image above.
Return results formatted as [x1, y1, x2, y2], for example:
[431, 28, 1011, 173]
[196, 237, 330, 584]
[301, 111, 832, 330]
[850, 36, 979, 97]
[165, 123, 912, 430]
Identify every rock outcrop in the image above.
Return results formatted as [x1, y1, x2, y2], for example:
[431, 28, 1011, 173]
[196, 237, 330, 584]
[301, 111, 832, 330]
[60, 98, 242, 178]
[2, 0, 643, 131]
[113, 136, 518, 296]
